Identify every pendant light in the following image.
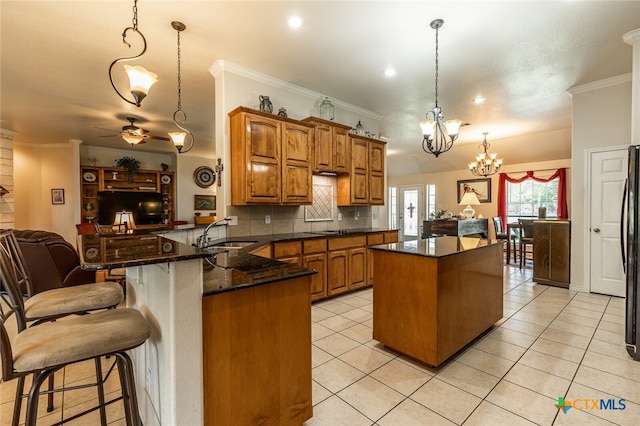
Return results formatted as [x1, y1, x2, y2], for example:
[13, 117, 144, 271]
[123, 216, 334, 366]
[419, 19, 462, 158]
[168, 21, 194, 154]
[108, 0, 158, 107]
[468, 132, 503, 177]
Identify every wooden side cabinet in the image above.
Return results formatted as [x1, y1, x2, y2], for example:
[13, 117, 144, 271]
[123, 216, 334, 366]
[337, 135, 386, 206]
[533, 220, 571, 288]
[302, 117, 352, 173]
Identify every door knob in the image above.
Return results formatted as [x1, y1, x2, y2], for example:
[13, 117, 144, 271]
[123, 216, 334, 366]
[593, 228, 601, 233]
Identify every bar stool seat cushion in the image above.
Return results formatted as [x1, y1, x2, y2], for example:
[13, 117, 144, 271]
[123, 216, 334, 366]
[12, 308, 150, 373]
[23, 282, 124, 321]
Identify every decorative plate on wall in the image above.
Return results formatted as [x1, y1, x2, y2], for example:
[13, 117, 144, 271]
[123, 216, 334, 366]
[193, 166, 216, 188]
[83, 171, 97, 182]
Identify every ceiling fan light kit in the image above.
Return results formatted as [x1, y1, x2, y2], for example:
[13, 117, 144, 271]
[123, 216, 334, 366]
[108, 0, 158, 107]
[419, 18, 461, 158]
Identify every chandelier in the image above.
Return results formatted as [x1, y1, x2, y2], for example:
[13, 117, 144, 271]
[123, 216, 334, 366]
[108, 0, 158, 107]
[419, 19, 462, 158]
[468, 132, 503, 176]
[168, 21, 194, 153]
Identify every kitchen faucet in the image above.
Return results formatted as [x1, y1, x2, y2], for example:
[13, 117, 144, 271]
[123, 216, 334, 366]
[196, 217, 231, 248]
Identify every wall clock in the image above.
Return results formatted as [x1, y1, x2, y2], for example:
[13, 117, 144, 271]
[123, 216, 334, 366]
[193, 166, 216, 188]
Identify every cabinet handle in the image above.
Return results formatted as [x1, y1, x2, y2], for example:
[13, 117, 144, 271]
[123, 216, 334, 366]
[593, 228, 601, 233]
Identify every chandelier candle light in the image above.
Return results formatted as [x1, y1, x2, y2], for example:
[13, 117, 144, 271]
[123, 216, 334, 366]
[469, 132, 502, 177]
[168, 21, 194, 154]
[108, 0, 158, 107]
[419, 19, 462, 158]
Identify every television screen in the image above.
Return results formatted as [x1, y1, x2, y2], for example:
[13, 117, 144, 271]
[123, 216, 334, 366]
[98, 191, 164, 225]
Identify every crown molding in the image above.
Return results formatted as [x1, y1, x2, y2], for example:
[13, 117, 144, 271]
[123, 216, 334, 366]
[209, 59, 383, 121]
[623, 28, 640, 45]
[567, 74, 632, 95]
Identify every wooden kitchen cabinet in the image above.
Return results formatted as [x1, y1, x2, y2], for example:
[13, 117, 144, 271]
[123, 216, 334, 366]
[273, 240, 302, 266]
[229, 107, 313, 205]
[303, 238, 328, 301]
[337, 135, 386, 206]
[533, 220, 571, 288]
[327, 235, 367, 295]
[302, 117, 351, 173]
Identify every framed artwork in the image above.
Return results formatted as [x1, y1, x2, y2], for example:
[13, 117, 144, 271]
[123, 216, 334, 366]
[51, 188, 65, 205]
[457, 178, 491, 203]
[194, 194, 216, 210]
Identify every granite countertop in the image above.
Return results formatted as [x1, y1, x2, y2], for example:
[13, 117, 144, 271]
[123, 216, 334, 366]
[78, 233, 209, 270]
[369, 236, 503, 258]
[79, 228, 398, 297]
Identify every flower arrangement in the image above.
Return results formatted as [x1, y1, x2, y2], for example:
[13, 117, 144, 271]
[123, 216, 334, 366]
[429, 209, 448, 220]
[115, 156, 141, 172]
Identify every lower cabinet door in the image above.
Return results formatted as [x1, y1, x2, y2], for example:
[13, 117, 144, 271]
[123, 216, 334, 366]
[328, 250, 349, 296]
[304, 253, 327, 301]
[348, 247, 367, 290]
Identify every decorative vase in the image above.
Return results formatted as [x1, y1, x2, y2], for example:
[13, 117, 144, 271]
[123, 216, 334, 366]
[355, 120, 365, 136]
[259, 95, 273, 113]
[319, 97, 335, 121]
[85, 203, 92, 211]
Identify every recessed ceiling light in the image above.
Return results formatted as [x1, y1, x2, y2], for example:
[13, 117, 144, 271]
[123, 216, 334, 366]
[473, 96, 486, 104]
[288, 16, 303, 28]
[384, 68, 397, 77]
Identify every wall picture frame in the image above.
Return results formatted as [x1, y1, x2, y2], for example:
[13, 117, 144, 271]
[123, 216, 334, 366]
[194, 194, 216, 210]
[51, 188, 65, 205]
[457, 178, 491, 203]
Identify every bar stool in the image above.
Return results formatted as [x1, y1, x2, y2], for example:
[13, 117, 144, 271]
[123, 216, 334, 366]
[0, 229, 125, 425]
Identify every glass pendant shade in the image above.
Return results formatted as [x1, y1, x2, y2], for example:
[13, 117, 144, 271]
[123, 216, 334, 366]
[444, 119, 462, 137]
[124, 64, 158, 105]
[168, 131, 187, 149]
[419, 119, 436, 138]
[121, 134, 144, 145]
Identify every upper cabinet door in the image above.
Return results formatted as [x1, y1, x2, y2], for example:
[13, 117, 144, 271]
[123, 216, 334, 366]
[312, 122, 332, 171]
[245, 113, 281, 203]
[282, 122, 313, 204]
[333, 126, 350, 174]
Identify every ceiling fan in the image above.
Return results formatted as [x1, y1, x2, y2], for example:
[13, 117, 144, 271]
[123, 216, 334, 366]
[99, 116, 170, 145]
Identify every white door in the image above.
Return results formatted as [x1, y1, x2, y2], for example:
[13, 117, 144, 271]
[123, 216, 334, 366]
[589, 148, 627, 297]
[398, 186, 425, 240]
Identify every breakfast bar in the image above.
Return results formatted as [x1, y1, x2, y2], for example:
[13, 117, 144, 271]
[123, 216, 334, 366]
[78, 233, 315, 426]
[370, 236, 504, 367]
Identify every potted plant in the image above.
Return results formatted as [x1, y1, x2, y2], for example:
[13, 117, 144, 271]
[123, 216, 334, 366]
[429, 209, 448, 220]
[115, 156, 141, 181]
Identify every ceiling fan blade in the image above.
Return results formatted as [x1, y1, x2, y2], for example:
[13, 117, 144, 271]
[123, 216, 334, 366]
[95, 126, 119, 133]
[144, 134, 171, 141]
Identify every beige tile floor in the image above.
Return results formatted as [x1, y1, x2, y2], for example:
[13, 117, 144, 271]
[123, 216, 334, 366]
[2, 263, 639, 425]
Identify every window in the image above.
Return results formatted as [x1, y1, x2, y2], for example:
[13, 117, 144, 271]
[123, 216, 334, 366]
[506, 177, 558, 222]
[426, 184, 436, 218]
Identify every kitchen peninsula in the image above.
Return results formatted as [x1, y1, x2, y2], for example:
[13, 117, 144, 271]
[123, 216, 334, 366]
[370, 236, 504, 367]
[78, 233, 315, 426]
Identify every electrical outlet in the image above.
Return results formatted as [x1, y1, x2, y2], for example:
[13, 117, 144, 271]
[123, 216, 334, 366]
[338, 213, 343, 221]
[265, 215, 271, 224]
[228, 216, 238, 226]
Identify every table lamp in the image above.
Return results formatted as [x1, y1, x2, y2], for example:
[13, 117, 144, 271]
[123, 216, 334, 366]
[459, 191, 481, 219]
[113, 211, 136, 233]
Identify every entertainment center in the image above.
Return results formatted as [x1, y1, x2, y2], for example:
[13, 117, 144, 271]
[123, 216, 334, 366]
[80, 166, 175, 228]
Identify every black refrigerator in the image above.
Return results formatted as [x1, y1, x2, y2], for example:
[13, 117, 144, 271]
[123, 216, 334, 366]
[624, 145, 640, 360]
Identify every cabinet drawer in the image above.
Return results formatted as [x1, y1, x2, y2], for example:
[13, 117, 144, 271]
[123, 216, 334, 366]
[328, 235, 366, 251]
[383, 231, 398, 243]
[303, 238, 327, 254]
[367, 233, 384, 246]
[273, 240, 302, 258]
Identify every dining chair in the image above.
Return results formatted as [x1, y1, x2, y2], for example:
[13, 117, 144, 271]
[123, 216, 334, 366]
[492, 216, 518, 263]
[0, 229, 125, 425]
[518, 219, 535, 268]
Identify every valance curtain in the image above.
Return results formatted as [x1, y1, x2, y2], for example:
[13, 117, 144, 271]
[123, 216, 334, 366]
[497, 168, 568, 231]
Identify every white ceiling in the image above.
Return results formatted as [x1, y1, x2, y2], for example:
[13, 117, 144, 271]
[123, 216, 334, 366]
[1, 1, 639, 176]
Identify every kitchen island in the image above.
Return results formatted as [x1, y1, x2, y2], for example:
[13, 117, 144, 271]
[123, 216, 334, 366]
[370, 236, 504, 367]
[78, 233, 315, 426]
